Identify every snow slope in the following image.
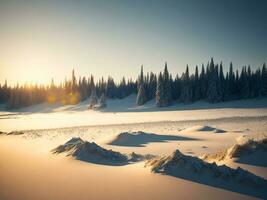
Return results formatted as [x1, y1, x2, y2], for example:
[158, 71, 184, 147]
[0, 96, 267, 131]
[203, 137, 267, 167]
[52, 137, 153, 165]
[147, 149, 267, 199]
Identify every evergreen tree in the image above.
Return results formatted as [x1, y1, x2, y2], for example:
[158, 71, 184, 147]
[89, 88, 98, 108]
[207, 62, 221, 103]
[98, 93, 107, 108]
[147, 72, 157, 100]
[172, 74, 181, 100]
[240, 67, 249, 98]
[136, 82, 147, 106]
[199, 64, 206, 99]
[106, 77, 116, 98]
[163, 62, 172, 106]
[1, 58, 266, 109]
[180, 65, 193, 103]
[228, 62, 236, 99]
[156, 72, 164, 107]
[218, 62, 225, 100]
[136, 66, 147, 105]
[71, 69, 77, 93]
[261, 63, 267, 96]
[193, 65, 200, 101]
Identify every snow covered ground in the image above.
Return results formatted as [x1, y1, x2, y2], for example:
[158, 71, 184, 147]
[0, 96, 267, 200]
[0, 95, 267, 132]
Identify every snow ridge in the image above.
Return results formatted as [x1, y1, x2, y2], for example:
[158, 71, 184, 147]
[52, 137, 154, 165]
[147, 149, 267, 189]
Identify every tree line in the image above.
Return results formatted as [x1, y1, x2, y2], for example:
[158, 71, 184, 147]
[0, 58, 266, 109]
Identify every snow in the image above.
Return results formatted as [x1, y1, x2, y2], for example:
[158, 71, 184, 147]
[108, 131, 196, 147]
[202, 136, 267, 168]
[52, 137, 153, 165]
[147, 149, 267, 199]
[0, 95, 267, 132]
[1, 97, 267, 200]
[181, 125, 226, 133]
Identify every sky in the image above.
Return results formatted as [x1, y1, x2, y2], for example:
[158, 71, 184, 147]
[0, 0, 266, 85]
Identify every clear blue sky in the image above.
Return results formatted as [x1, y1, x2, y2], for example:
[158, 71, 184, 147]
[0, 0, 266, 85]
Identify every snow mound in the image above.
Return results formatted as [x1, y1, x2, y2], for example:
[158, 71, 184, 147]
[108, 131, 188, 147]
[147, 149, 267, 189]
[7, 131, 24, 135]
[109, 131, 148, 145]
[183, 125, 226, 133]
[52, 137, 153, 165]
[0, 131, 6, 135]
[228, 137, 267, 158]
[203, 137, 267, 162]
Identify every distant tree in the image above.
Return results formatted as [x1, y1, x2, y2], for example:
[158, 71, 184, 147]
[172, 74, 181, 100]
[106, 77, 116, 98]
[207, 61, 221, 103]
[218, 62, 225, 100]
[98, 93, 107, 108]
[118, 77, 127, 99]
[89, 88, 98, 108]
[80, 77, 88, 100]
[136, 82, 147, 106]
[228, 62, 236, 99]
[240, 67, 249, 98]
[261, 63, 267, 96]
[162, 62, 172, 106]
[180, 65, 193, 103]
[193, 65, 200, 101]
[199, 64, 206, 99]
[136, 65, 148, 105]
[71, 69, 77, 93]
[156, 72, 165, 106]
[1, 58, 266, 109]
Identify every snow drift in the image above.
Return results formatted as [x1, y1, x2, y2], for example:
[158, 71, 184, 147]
[147, 149, 267, 198]
[52, 137, 153, 165]
[182, 125, 226, 133]
[0, 131, 24, 135]
[202, 137, 267, 165]
[108, 131, 195, 147]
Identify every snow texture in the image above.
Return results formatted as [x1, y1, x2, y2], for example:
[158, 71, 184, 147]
[52, 137, 154, 165]
[147, 149, 267, 198]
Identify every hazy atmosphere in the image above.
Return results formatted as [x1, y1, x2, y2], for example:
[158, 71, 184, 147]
[0, 0, 266, 84]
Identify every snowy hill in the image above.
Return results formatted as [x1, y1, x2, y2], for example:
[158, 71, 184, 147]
[202, 136, 267, 167]
[52, 137, 153, 165]
[147, 149, 267, 199]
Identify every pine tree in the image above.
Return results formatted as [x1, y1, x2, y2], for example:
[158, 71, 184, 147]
[207, 59, 221, 103]
[89, 88, 98, 108]
[98, 93, 107, 108]
[156, 72, 164, 107]
[106, 77, 116, 98]
[228, 62, 235, 99]
[172, 74, 181, 100]
[193, 65, 200, 101]
[218, 62, 225, 100]
[136, 66, 147, 105]
[147, 72, 157, 100]
[199, 64, 206, 99]
[180, 65, 193, 103]
[163, 62, 172, 106]
[80, 77, 88, 100]
[71, 69, 77, 93]
[240, 67, 249, 98]
[261, 63, 267, 96]
[136, 82, 147, 106]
